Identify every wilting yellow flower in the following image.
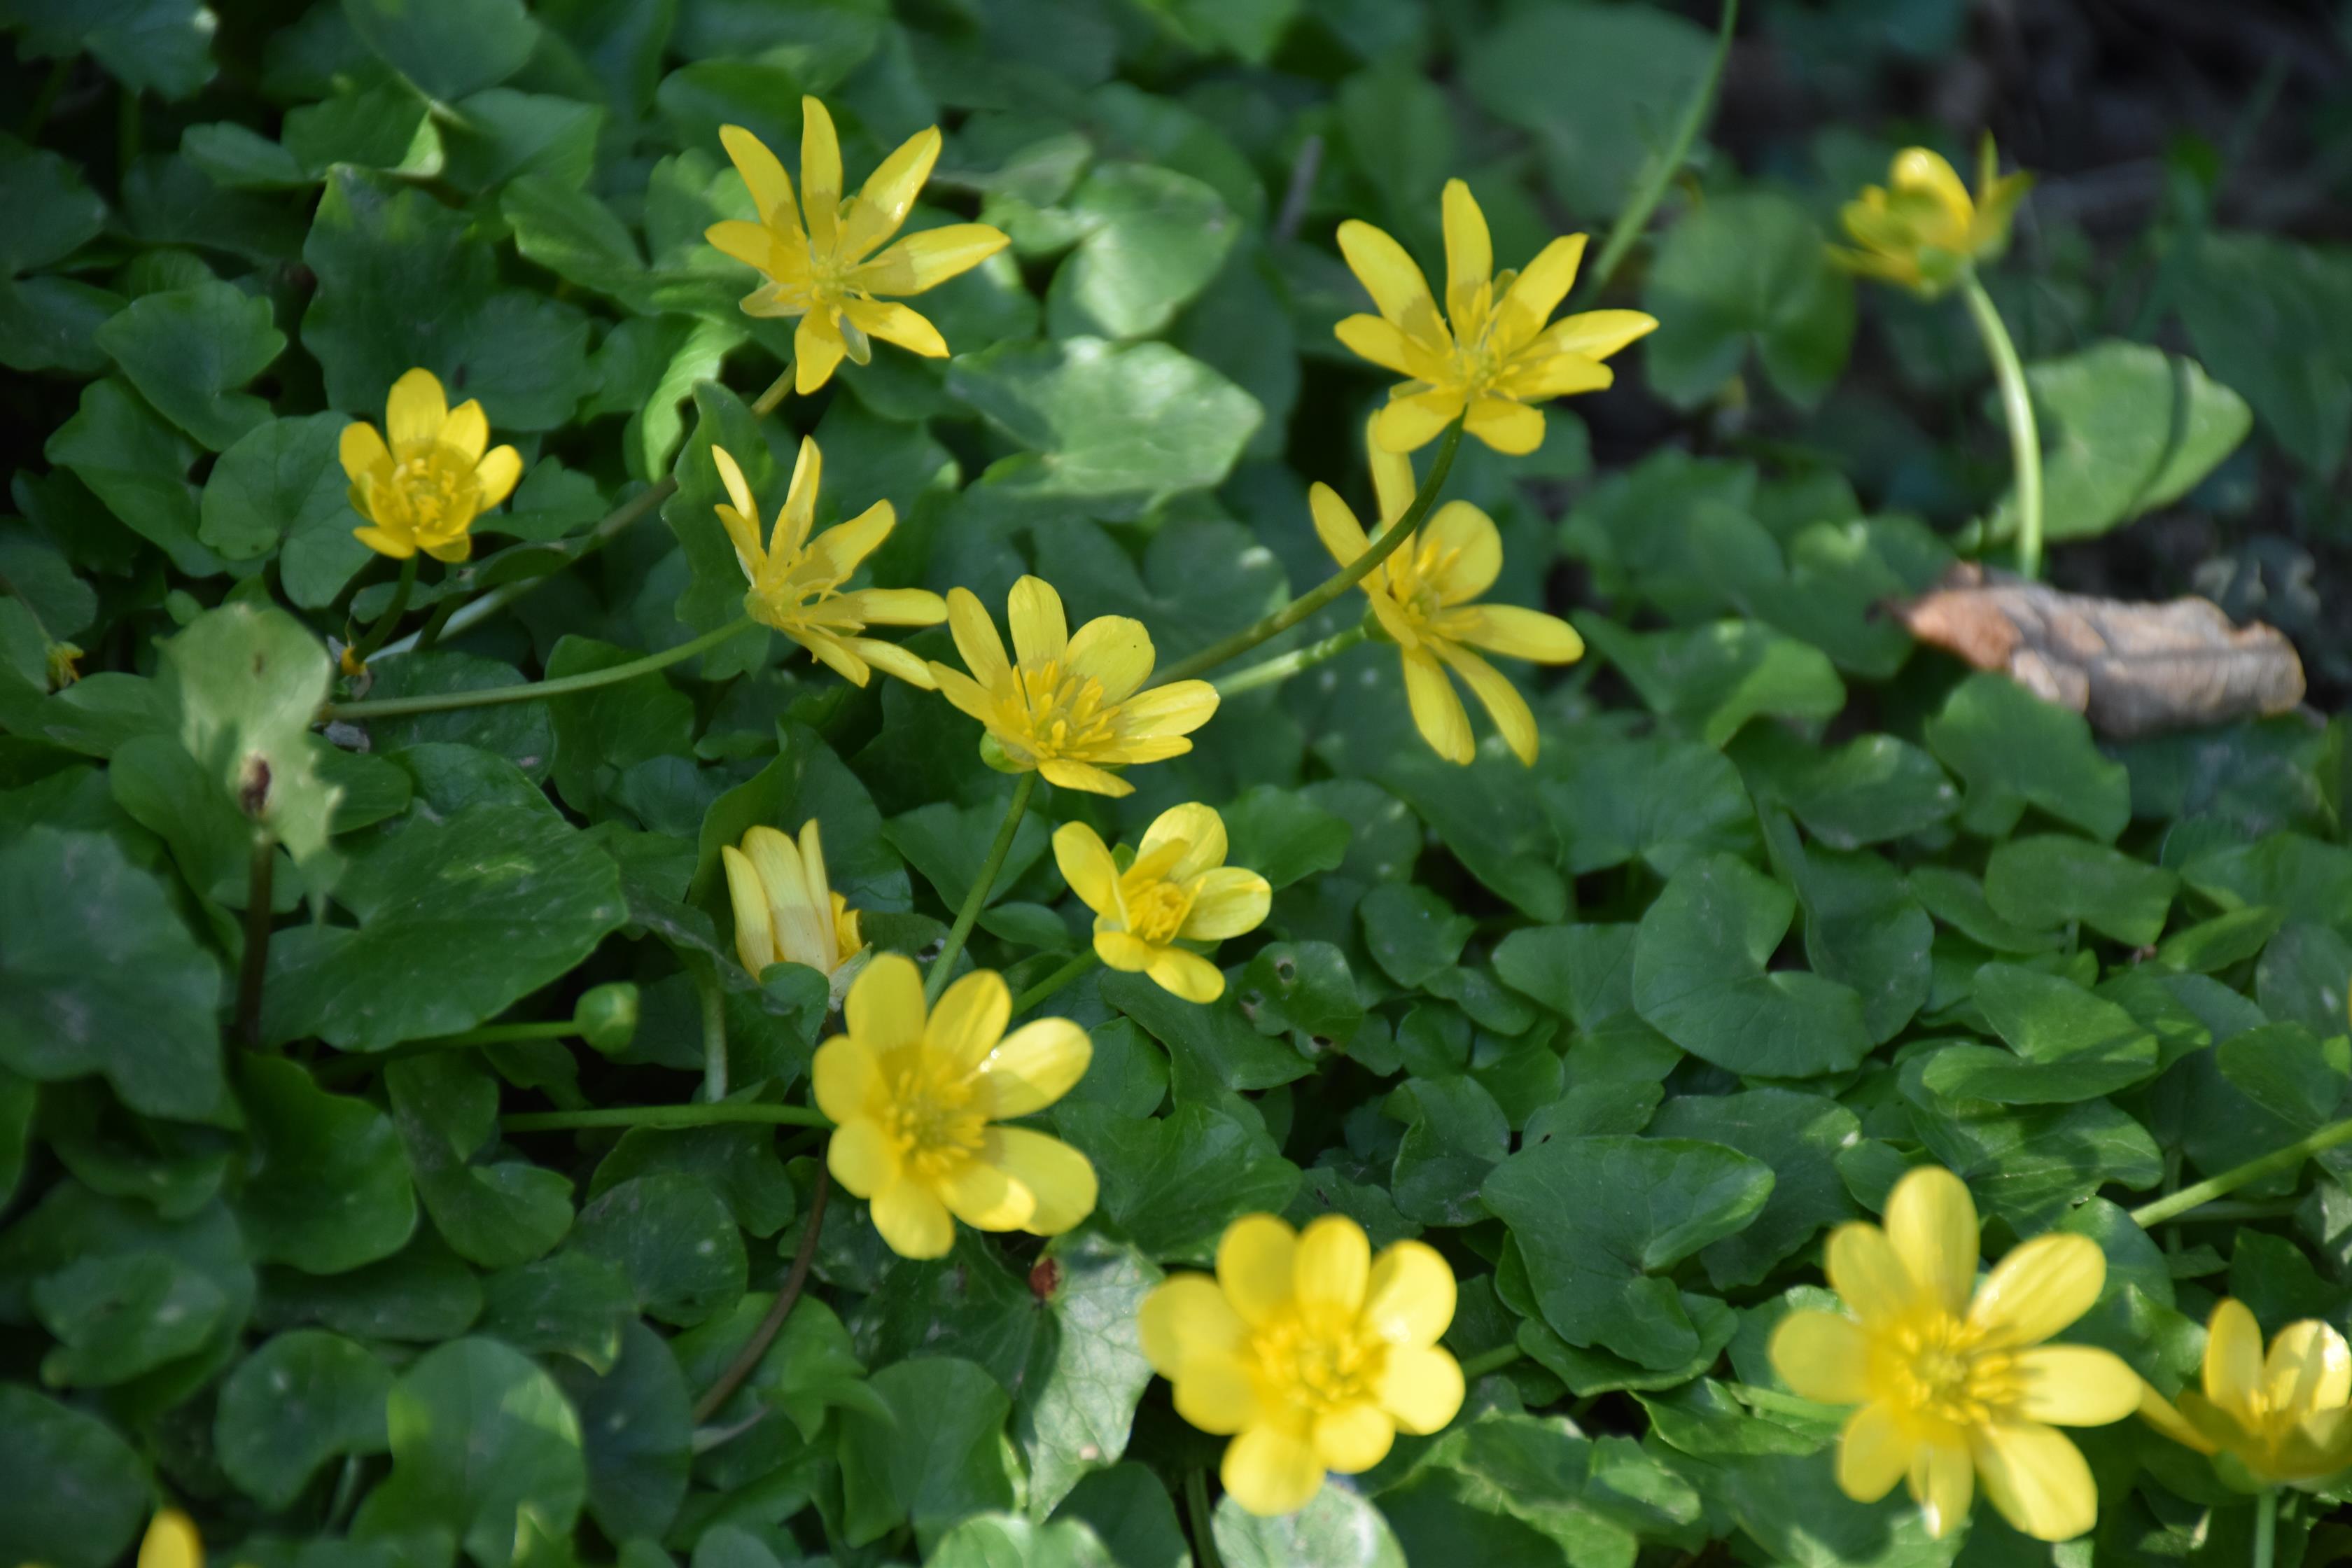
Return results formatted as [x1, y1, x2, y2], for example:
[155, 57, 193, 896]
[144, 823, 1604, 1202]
[1051, 803, 1270, 1002]
[138, 1511, 202, 1568]
[1311, 419, 1582, 766]
[1835, 140, 2032, 298]
[712, 438, 945, 689]
[722, 819, 867, 1008]
[1142, 1212, 1464, 1517]
[340, 368, 521, 563]
[1336, 179, 1655, 456]
[2139, 1298, 2352, 1490]
[927, 576, 1219, 798]
[1768, 1166, 2138, 1542]
[816, 954, 1096, 1259]
[705, 98, 1009, 396]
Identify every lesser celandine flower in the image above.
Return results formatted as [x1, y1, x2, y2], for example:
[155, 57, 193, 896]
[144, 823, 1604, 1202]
[1835, 139, 2032, 298]
[705, 97, 1010, 396]
[1051, 803, 1270, 1002]
[1768, 1166, 2139, 1542]
[2138, 1298, 2352, 1490]
[927, 576, 1219, 798]
[712, 438, 945, 689]
[722, 819, 867, 1009]
[340, 368, 521, 563]
[1312, 417, 1583, 766]
[816, 954, 1096, 1260]
[1336, 178, 1656, 456]
[1140, 1212, 1464, 1517]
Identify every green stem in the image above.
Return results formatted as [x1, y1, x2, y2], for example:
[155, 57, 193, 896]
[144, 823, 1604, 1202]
[692, 1165, 829, 1423]
[926, 773, 1037, 1004]
[1582, 0, 1740, 299]
[1156, 419, 1465, 686]
[1214, 623, 1369, 698]
[347, 554, 419, 666]
[1459, 1343, 1525, 1381]
[752, 366, 795, 416]
[411, 594, 461, 653]
[1961, 270, 2045, 580]
[328, 613, 755, 721]
[421, 1018, 575, 1047]
[696, 962, 729, 1104]
[2254, 1488, 2276, 1568]
[1185, 1470, 1225, 1568]
[2129, 1116, 2352, 1227]
[236, 836, 274, 1047]
[1014, 951, 1100, 1015]
[503, 1104, 830, 1133]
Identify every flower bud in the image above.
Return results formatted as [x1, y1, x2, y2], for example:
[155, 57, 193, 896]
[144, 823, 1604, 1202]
[574, 982, 640, 1056]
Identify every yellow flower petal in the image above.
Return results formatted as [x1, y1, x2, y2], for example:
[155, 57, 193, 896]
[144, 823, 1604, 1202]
[1968, 1420, 2096, 1543]
[1053, 822, 1119, 916]
[472, 446, 522, 512]
[1968, 1233, 2104, 1348]
[1378, 1342, 1464, 1434]
[1893, 146, 1974, 228]
[1530, 308, 1660, 362]
[798, 95, 842, 253]
[706, 218, 781, 274]
[1095, 928, 1157, 972]
[1222, 1424, 1325, 1518]
[722, 844, 778, 974]
[1373, 386, 1465, 454]
[1139, 803, 1226, 881]
[1294, 1214, 1371, 1314]
[1007, 575, 1068, 668]
[139, 1511, 202, 1568]
[421, 531, 471, 564]
[1439, 178, 1491, 324]
[841, 124, 940, 259]
[1336, 218, 1441, 336]
[808, 501, 894, 582]
[1334, 314, 1418, 377]
[1834, 1401, 1914, 1502]
[339, 419, 390, 484]
[927, 967, 1011, 1070]
[1065, 615, 1154, 703]
[2203, 1296, 2264, 1414]
[1432, 643, 1536, 766]
[1825, 1221, 1915, 1326]
[2013, 1345, 2143, 1427]
[1217, 1213, 1298, 1325]
[1175, 1352, 1262, 1436]
[1909, 1428, 1975, 1539]
[811, 1035, 878, 1127]
[1308, 483, 1370, 570]
[1417, 500, 1502, 606]
[839, 296, 948, 358]
[1041, 758, 1133, 797]
[979, 1125, 1096, 1233]
[825, 1116, 896, 1198]
[1313, 1403, 1394, 1474]
[1495, 352, 1614, 402]
[946, 585, 1011, 688]
[843, 587, 944, 626]
[844, 951, 925, 1052]
[795, 309, 846, 394]
[976, 1017, 1091, 1118]
[2265, 1319, 2352, 1420]
[440, 398, 489, 463]
[1401, 648, 1473, 764]
[1769, 1310, 1870, 1405]
[1366, 417, 1416, 524]
[2134, 1380, 2216, 1454]
[1180, 867, 1269, 941]
[744, 824, 827, 969]
[1140, 1273, 1245, 1380]
[869, 1172, 955, 1259]
[1463, 396, 1544, 456]
[352, 524, 414, 559]
[720, 124, 796, 228]
[1112, 679, 1219, 740]
[386, 367, 447, 451]
[1490, 232, 1586, 348]
[1144, 945, 1224, 1002]
[1437, 604, 1584, 664]
[1884, 1166, 1979, 1321]
[853, 223, 1011, 295]
[937, 1152, 1038, 1231]
[1362, 1240, 1455, 1348]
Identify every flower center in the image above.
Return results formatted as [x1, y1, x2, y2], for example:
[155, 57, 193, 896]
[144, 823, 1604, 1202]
[384, 443, 480, 540]
[1874, 1314, 2018, 1427]
[1123, 878, 1193, 945]
[1007, 659, 1120, 760]
[1248, 1306, 1385, 1417]
[874, 1048, 988, 1183]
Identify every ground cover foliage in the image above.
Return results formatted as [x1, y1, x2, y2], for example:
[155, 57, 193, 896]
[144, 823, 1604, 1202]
[3, 1, 2352, 1566]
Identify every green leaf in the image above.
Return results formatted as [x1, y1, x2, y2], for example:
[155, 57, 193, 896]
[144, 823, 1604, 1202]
[385, 1054, 574, 1269]
[2216, 1021, 2348, 1128]
[886, 792, 1051, 913]
[1015, 1226, 1161, 1514]
[161, 601, 342, 873]
[258, 1226, 484, 1344]
[94, 280, 286, 452]
[545, 636, 696, 813]
[554, 1319, 693, 1543]
[0, 1385, 146, 1568]
[0, 826, 225, 1121]
[181, 121, 309, 189]
[354, 1337, 587, 1568]
[8, 0, 217, 99]
[1482, 1134, 1772, 1368]
[201, 412, 352, 565]
[1648, 1090, 1861, 1289]
[32, 1249, 230, 1387]
[1630, 853, 1874, 1078]
[1214, 1483, 1407, 1568]
[1576, 615, 1844, 748]
[572, 1172, 746, 1328]
[1375, 748, 1567, 921]
[0, 134, 108, 274]
[1391, 1074, 1511, 1226]
[235, 1056, 416, 1273]
[1237, 941, 1363, 1043]
[927, 1517, 1117, 1568]
[1103, 969, 1310, 1092]
[1923, 671, 2132, 842]
[2255, 923, 2352, 1037]
[1058, 1101, 1301, 1263]
[1982, 832, 2178, 945]
[2183, 833, 2352, 938]
[1541, 736, 1757, 876]
[1059, 1464, 1191, 1568]
[1359, 882, 1474, 989]
[342, 0, 540, 102]
[1645, 192, 1854, 408]
[214, 1329, 393, 1510]
[1732, 728, 1959, 849]
[1992, 340, 2252, 541]
[837, 1357, 1016, 1550]
[946, 337, 1261, 519]
[1046, 162, 1238, 340]
[478, 1249, 634, 1373]
[2176, 230, 2352, 477]
[264, 803, 626, 1050]
[1922, 965, 2160, 1105]
[1493, 923, 1642, 1030]
[43, 376, 220, 575]
[1900, 1057, 2162, 1228]
[1219, 784, 1351, 890]
[1761, 822, 1932, 1045]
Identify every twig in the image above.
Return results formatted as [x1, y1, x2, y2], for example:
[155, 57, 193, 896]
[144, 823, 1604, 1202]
[692, 1166, 830, 1422]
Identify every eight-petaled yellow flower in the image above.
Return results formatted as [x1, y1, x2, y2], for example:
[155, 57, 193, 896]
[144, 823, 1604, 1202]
[1312, 416, 1583, 765]
[340, 368, 520, 563]
[927, 576, 1219, 798]
[722, 819, 868, 1009]
[2138, 1298, 2352, 1491]
[1835, 139, 2032, 298]
[713, 438, 946, 689]
[816, 954, 1096, 1260]
[1768, 1166, 2139, 1542]
[706, 98, 1010, 396]
[1051, 802, 1270, 1002]
[1141, 1212, 1464, 1517]
[1336, 178, 1656, 456]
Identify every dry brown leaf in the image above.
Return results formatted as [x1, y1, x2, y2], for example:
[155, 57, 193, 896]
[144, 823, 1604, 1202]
[1893, 564, 2306, 738]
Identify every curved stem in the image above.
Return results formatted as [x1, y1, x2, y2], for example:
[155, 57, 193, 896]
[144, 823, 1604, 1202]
[1962, 270, 2045, 580]
[2253, 1488, 2276, 1568]
[503, 1103, 831, 1133]
[1014, 951, 1100, 1015]
[1582, 0, 1740, 300]
[1458, 1343, 1525, 1381]
[1156, 419, 1464, 686]
[1185, 1470, 1226, 1568]
[2129, 1116, 2352, 1227]
[692, 1164, 829, 1423]
[752, 366, 795, 417]
[346, 554, 419, 666]
[926, 773, 1037, 1005]
[1215, 623, 1369, 698]
[327, 613, 755, 721]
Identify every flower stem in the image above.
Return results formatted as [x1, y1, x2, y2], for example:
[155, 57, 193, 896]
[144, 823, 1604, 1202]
[1014, 951, 1100, 1014]
[1961, 270, 2045, 580]
[1156, 418, 1465, 686]
[2253, 1488, 2276, 1568]
[1582, 0, 1740, 299]
[692, 1165, 828, 1423]
[2128, 1116, 2352, 1227]
[503, 1103, 831, 1133]
[1458, 1343, 1525, 1380]
[1214, 623, 1370, 698]
[236, 836, 274, 1046]
[752, 366, 795, 416]
[346, 554, 419, 666]
[696, 962, 728, 1103]
[326, 613, 755, 721]
[926, 773, 1037, 1005]
[1185, 1469, 1225, 1568]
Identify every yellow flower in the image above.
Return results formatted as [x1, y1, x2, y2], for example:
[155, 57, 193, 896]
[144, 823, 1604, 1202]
[339, 368, 521, 563]
[1051, 803, 1270, 1003]
[1335, 178, 1656, 456]
[2138, 1298, 2352, 1490]
[926, 576, 1219, 799]
[705, 98, 1010, 396]
[1835, 140, 2032, 298]
[1768, 1166, 2139, 1542]
[722, 819, 868, 1009]
[815, 953, 1096, 1260]
[139, 1511, 202, 1568]
[1141, 1212, 1464, 1517]
[1310, 418, 1583, 766]
[711, 438, 946, 689]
